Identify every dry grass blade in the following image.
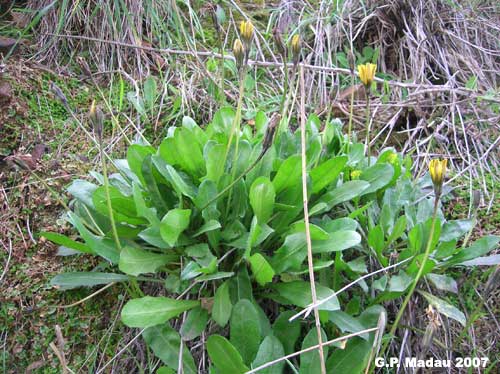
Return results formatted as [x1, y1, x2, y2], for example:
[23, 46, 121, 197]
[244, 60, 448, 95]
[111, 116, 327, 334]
[299, 63, 326, 374]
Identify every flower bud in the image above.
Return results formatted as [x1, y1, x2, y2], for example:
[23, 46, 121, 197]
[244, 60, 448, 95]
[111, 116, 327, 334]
[273, 27, 286, 58]
[357, 62, 377, 87]
[89, 100, 104, 139]
[290, 34, 301, 65]
[350, 170, 362, 180]
[233, 39, 245, 71]
[239, 20, 254, 48]
[429, 159, 447, 197]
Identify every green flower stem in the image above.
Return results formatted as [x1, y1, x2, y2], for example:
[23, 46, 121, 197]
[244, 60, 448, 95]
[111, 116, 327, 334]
[279, 62, 289, 115]
[222, 70, 245, 171]
[99, 138, 121, 252]
[279, 65, 297, 134]
[364, 92, 372, 165]
[223, 70, 246, 217]
[346, 72, 356, 153]
[379, 199, 439, 358]
[218, 35, 226, 106]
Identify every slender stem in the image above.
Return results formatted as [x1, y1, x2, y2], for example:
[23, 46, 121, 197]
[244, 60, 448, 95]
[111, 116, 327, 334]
[379, 199, 439, 358]
[99, 138, 121, 252]
[279, 62, 289, 114]
[221, 71, 245, 174]
[346, 73, 356, 153]
[223, 71, 246, 217]
[299, 64, 326, 374]
[218, 35, 225, 106]
[364, 93, 372, 165]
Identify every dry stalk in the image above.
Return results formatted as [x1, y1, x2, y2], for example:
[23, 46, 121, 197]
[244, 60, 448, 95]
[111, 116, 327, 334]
[299, 63, 326, 374]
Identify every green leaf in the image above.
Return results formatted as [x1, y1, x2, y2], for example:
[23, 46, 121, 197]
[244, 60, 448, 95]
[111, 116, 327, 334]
[440, 219, 473, 242]
[160, 209, 191, 246]
[67, 179, 97, 207]
[212, 281, 232, 327]
[204, 141, 226, 182]
[368, 225, 384, 254]
[419, 291, 466, 326]
[158, 127, 206, 178]
[346, 257, 368, 273]
[92, 186, 146, 225]
[132, 183, 160, 224]
[127, 91, 145, 115]
[180, 307, 209, 341]
[326, 337, 371, 373]
[444, 236, 499, 267]
[271, 233, 307, 273]
[271, 281, 340, 311]
[152, 156, 197, 199]
[40, 232, 92, 254]
[459, 254, 500, 266]
[312, 180, 370, 215]
[207, 335, 249, 374]
[230, 299, 261, 364]
[118, 246, 173, 276]
[426, 273, 458, 293]
[127, 144, 155, 186]
[249, 176, 275, 224]
[360, 163, 394, 195]
[434, 240, 458, 259]
[231, 266, 253, 301]
[289, 221, 329, 240]
[196, 271, 233, 282]
[272, 311, 301, 355]
[143, 76, 157, 112]
[252, 335, 285, 374]
[272, 155, 301, 194]
[143, 325, 197, 374]
[249, 253, 275, 286]
[310, 156, 348, 193]
[299, 327, 328, 374]
[141, 155, 169, 215]
[388, 271, 413, 292]
[121, 296, 200, 328]
[192, 219, 222, 238]
[329, 311, 369, 340]
[50, 272, 129, 290]
[67, 212, 119, 263]
[312, 230, 361, 253]
[387, 215, 406, 243]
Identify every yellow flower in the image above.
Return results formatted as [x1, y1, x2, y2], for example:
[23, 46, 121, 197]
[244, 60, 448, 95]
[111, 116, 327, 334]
[357, 63, 377, 87]
[291, 34, 301, 65]
[233, 39, 245, 70]
[429, 159, 447, 196]
[351, 170, 362, 179]
[239, 20, 254, 46]
[387, 152, 398, 165]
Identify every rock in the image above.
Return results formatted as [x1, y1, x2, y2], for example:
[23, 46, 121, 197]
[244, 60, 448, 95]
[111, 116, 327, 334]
[0, 36, 18, 55]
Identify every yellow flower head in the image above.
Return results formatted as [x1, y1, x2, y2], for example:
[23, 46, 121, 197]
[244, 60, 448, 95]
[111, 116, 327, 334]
[233, 38, 245, 70]
[351, 170, 362, 180]
[239, 20, 254, 46]
[429, 159, 447, 196]
[291, 34, 301, 65]
[357, 63, 377, 87]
